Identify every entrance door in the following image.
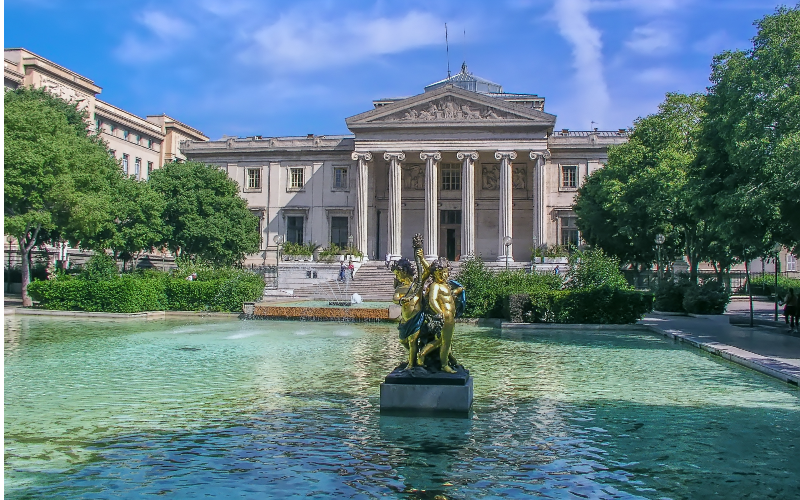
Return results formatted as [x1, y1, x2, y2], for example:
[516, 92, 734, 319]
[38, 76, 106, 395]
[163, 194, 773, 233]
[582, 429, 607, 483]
[287, 216, 304, 244]
[446, 228, 457, 261]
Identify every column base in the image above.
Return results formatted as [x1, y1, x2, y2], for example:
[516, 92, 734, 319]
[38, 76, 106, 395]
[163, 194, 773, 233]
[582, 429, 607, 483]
[386, 254, 402, 262]
[497, 255, 515, 263]
[424, 254, 439, 261]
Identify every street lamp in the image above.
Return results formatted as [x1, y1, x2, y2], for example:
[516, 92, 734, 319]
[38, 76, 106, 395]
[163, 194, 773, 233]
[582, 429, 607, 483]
[655, 234, 665, 286]
[348, 234, 354, 256]
[774, 242, 782, 322]
[273, 234, 284, 288]
[503, 235, 512, 271]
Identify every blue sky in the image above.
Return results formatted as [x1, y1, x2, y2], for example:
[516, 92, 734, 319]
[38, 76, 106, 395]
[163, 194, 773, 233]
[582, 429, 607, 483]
[4, 0, 788, 140]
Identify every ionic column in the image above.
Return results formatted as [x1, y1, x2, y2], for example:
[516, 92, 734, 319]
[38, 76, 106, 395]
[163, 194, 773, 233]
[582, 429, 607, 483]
[529, 150, 550, 248]
[457, 151, 479, 259]
[420, 151, 441, 260]
[384, 152, 405, 260]
[495, 151, 517, 261]
[351, 151, 372, 260]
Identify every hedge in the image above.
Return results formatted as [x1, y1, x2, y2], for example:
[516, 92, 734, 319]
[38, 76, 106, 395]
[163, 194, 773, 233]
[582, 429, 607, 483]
[745, 275, 800, 298]
[505, 288, 654, 324]
[27, 271, 265, 313]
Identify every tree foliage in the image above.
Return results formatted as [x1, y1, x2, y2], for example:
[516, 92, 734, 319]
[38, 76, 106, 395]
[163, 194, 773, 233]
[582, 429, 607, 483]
[574, 93, 715, 280]
[697, 5, 800, 257]
[148, 161, 260, 266]
[4, 87, 120, 305]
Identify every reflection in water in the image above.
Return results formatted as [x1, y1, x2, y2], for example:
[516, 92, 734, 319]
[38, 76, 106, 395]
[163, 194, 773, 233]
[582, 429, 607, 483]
[5, 317, 800, 499]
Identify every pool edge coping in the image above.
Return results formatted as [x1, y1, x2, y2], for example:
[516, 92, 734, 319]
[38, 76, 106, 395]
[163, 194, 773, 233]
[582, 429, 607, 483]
[501, 321, 799, 387]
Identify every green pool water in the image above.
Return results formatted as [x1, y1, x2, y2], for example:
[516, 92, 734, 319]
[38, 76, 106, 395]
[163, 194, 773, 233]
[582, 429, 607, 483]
[4, 316, 799, 499]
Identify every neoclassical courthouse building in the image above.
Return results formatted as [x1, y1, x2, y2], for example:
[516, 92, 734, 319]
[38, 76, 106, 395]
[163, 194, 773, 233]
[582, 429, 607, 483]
[5, 47, 628, 265]
[184, 64, 627, 264]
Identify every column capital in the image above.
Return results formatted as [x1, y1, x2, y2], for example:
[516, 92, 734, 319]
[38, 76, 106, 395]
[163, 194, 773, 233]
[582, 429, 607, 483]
[494, 151, 518, 161]
[351, 151, 373, 162]
[419, 151, 442, 161]
[383, 152, 406, 161]
[529, 150, 551, 161]
[456, 151, 479, 161]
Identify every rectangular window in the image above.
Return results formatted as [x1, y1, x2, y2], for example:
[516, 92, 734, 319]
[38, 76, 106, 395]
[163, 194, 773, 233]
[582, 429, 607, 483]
[148, 139, 153, 149]
[441, 164, 462, 190]
[123, 130, 129, 140]
[135, 134, 141, 144]
[788, 253, 797, 272]
[562, 165, 577, 188]
[122, 154, 129, 175]
[331, 217, 349, 247]
[440, 210, 462, 225]
[290, 167, 304, 189]
[109, 150, 116, 158]
[134, 158, 141, 177]
[561, 216, 579, 247]
[333, 167, 348, 189]
[147, 161, 154, 174]
[109, 124, 115, 134]
[247, 168, 261, 189]
[95, 118, 101, 131]
[287, 216, 304, 244]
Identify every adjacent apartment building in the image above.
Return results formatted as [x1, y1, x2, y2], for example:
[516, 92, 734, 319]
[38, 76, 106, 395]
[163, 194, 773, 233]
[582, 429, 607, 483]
[4, 48, 208, 178]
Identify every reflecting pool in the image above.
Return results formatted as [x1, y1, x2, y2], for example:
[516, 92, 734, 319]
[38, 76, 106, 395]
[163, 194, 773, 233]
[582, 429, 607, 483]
[5, 316, 800, 499]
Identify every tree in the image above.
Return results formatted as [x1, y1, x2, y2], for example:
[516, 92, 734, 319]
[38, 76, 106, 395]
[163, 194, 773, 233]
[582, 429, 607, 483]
[148, 161, 260, 266]
[82, 176, 169, 270]
[575, 93, 714, 281]
[4, 87, 120, 306]
[697, 6, 800, 256]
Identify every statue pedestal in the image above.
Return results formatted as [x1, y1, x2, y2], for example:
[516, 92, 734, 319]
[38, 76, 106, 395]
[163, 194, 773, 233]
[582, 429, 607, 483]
[379, 365, 473, 414]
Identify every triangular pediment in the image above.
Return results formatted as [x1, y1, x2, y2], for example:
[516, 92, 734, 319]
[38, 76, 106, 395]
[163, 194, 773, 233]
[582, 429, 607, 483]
[346, 85, 556, 131]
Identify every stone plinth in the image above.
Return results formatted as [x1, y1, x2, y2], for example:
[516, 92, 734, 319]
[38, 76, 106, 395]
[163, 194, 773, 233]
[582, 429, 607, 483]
[380, 365, 473, 414]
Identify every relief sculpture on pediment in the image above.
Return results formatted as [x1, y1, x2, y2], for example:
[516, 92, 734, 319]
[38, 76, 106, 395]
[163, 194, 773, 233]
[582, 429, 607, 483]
[384, 97, 514, 123]
[40, 77, 89, 111]
[482, 164, 500, 190]
[513, 165, 527, 189]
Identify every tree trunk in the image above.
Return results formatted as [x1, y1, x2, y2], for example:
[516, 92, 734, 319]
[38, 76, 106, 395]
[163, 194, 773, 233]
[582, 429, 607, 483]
[19, 225, 41, 308]
[745, 260, 753, 327]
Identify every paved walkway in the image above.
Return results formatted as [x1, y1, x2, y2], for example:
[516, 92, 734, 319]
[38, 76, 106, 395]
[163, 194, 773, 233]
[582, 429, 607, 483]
[639, 311, 800, 386]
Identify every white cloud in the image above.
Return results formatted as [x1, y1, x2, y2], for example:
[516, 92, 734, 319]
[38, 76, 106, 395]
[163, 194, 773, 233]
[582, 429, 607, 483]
[625, 22, 677, 55]
[139, 11, 193, 41]
[551, 0, 610, 126]
[240, 10, 447, 72]
[692, 30, 740, 54]
[589, 0, 687, 13]
[634, 66, 675, 83]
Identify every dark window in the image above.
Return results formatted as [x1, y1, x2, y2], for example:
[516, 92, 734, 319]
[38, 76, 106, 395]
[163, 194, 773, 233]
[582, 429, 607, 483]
[561, 216, 579, 246]
[562, 165, 577, 188]
[440, 210, 462, 225]
[331, 216, 349, 247]
[441, 163, 461, 190]
[333, 167, 348, 189]
[287, 216, 304, 244]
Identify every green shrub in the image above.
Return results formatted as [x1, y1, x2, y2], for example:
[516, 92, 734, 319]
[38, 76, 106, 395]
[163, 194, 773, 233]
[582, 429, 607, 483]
[27, 267, 264, 313]
[80, 253, 119, 281]
[654, 277, 691, 312]
[746, 275, 800, 297]
[454, 258, 561, 318]
[566, 248, 630, 290]
[506, 288, 654, 324]
[682, 279, 730, 314]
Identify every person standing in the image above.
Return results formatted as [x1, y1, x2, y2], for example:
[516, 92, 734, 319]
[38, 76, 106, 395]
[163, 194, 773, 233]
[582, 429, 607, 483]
[348, 260, 355, 282]
[339, 262, 346, 282]
[783, 288, 798, 332]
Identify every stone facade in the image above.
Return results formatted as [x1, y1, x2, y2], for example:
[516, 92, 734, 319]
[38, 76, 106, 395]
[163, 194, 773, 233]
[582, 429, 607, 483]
[4, 48, 208, 174]
[184, 67, 627, 265]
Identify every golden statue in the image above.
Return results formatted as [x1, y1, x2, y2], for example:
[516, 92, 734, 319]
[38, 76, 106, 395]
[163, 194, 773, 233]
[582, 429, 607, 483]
[391, 234, 465, 373]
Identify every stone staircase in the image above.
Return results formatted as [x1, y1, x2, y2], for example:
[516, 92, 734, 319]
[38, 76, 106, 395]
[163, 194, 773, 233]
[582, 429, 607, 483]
[291, 261, 397, 302]
[289, 259, 534, 302]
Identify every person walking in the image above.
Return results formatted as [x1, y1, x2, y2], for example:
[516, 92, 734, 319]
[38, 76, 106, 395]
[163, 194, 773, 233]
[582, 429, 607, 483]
[339, 262, 346, 282]
[348, 260, 355, 282]
[782, 288, 798, 332]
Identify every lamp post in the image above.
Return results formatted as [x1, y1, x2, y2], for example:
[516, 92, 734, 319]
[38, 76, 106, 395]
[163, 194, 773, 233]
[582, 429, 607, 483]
[348, 234, 354, 257]
[655, 234, 665, 286]
[273, 234, 284, 288]
[774, 243, 782, 322]
[503, 236, 512, 272]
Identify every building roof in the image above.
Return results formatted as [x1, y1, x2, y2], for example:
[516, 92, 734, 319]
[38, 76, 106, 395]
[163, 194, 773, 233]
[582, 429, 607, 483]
[424, 62, 503, 94]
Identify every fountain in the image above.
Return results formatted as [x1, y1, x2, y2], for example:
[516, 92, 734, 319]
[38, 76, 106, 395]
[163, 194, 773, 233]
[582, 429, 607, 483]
[380, 234, 473, 414]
